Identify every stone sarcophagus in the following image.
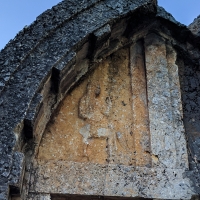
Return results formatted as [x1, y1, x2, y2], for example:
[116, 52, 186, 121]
[0, 0, 200, 200]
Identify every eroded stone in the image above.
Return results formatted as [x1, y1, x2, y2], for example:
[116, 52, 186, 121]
[130, 40, 151, 167]
[144, 33, 187, 168]
[30, 160, 193, 199]
[38, 48, 135, 166]
[34, 42, 191, 199]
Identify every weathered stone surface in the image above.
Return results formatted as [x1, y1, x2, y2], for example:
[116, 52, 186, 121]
[0, 0, 101, 93]
[156, 6, 185, 27]
[38, 48, 135, 166]
[145, 33, 188, 169]
[33, 44, 191, 199]
[166, 43, 188, 169]
[1, 0, 200, 199]
[0, 185, 9, 200]
[9, 152, 25, 194]
[130, 40, 151, 167]
[24, 93, 43, 139]
[27, 193, 51, 200]
[105, 165, 193, 199]
[30, 160, 107, 195]
[0, 1, 157, 194]
[189, 15, 200, 37]
[30, 160, 193, 199]
[177, 52, 200, 194]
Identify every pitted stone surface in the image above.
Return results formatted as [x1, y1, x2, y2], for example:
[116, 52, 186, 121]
[9, 152, 24, 189]
[27, 193, 51, 200]
[166, 44, 188, 169]
[0, 0, 101, 93]
[145, 33, 188, 169]
[130, 41, 151, 167]
[30, 160, 107, 195]
[178, 50, 200, 194]
[105, 165, 193, 199]
[30, 160, 193, 199]
[156, 6, 185, 27]
[189, 15, 200, 37]
[0, 0, 157, 194]
[38, 48, 135, 166]
[34, 44, 191, 199]
[0, 0, 200, 199]
[0, 185, 9, 200]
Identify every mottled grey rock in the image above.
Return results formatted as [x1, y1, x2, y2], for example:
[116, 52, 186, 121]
[30, 160, 193, 199]
[145, 33, 188, 169]
[0, 185, 9, 200]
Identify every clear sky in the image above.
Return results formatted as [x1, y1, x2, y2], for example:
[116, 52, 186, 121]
[0, 0, 200, 50]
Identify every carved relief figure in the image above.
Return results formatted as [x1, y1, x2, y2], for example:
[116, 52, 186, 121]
[38, 48, 136, 166]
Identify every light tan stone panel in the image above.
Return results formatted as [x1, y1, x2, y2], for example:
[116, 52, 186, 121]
[37, 48, 135, 166]
[29, 160, 107, 195]
[166, 44, 188, 169]
[130, 41, 151, 167]
[37, 78, 89, 163]
[145, 33, 177, 168]
[30, 161, 193, 199]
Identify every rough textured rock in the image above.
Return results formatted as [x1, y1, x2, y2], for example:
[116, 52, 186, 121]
[189, 15, 200, 37]
[0, 0, 200, 199]
[38, 48, 135, 166]
[177, 49, 200, 196]
[30, 160, 193, 199]
[0, 1, 157, 198]
[32, 37, 191, 199]
[145, 33, 188, 169]
[130, 41, 151, 167]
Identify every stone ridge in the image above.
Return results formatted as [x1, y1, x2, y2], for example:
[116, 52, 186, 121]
[0, 0, 200, 199]
[0, 0, 157, 198]
[188, 15, 200, 37]
[156, 6, 185, 27]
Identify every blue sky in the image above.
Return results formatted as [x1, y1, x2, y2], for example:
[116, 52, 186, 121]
[0, 0, 200, 50]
